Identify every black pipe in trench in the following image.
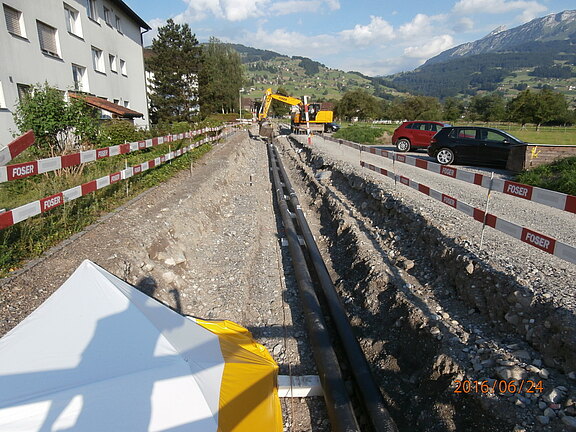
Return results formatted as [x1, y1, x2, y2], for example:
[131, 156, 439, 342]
[272, 141, 399, 432]
[267, 141, 361, 432]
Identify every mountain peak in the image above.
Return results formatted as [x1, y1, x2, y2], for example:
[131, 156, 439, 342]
[487, 25, 507, 37]
[424, 9, 576, 66]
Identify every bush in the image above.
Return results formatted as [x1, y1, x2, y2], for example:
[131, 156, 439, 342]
[333, 125, 384, 145]
[98, 120, 146, 146]
[516, 156, 576, 195]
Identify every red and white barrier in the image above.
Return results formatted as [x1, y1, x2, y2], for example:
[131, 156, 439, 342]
[0, 127, 224, 183]
[324, 136, 576, 215]
[0, 133, 226, 231]
[0, 130, 35, 166]
[361, 161, 576, 265]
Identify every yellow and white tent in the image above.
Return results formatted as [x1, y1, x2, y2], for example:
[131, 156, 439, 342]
[0, 260, 282, 431]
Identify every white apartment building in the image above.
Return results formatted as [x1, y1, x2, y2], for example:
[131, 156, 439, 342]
[0, 0, 151, 145]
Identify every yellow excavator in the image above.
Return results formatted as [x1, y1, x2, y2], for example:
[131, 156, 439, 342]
[257, 88, 334, 134]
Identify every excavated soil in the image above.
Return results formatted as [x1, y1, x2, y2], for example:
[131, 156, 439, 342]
[274, 131, 576, 432]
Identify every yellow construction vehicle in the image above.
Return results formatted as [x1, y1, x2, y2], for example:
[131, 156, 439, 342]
[257, 88, 334, 133]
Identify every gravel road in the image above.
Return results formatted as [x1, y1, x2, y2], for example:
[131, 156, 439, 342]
[3, 124, 576, 431]
[0, 130, 325, 432]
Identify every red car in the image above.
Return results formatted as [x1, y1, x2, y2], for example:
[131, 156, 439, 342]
[392, 121, 451, 152]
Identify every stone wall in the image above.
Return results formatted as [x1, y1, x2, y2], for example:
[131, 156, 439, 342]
[507, 144, 576, 172]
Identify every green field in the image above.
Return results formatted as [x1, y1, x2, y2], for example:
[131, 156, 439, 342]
[452, 123, 576, 145]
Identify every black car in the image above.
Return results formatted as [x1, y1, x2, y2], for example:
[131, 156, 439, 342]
[428, 126, 524, 166]
[324, 122, 340, 133]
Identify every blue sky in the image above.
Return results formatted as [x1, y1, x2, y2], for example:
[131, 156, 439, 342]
[125, 0, 575, 76]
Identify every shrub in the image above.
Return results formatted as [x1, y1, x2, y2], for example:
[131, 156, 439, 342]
[333, 125, 384, 145]
[516, 156, 576, 195]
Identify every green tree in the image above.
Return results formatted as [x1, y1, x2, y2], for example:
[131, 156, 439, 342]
[198, 38, 244, 117]
[146, 19, 202, 124]
[334, 89, 382, 121]
[392, 95, 442, 120]
[468, 93, 505, 122]
[507, 88, 569, 129]
[534, 88, 570, 127]
[13, 83, 99, 157]
[442, 98, 464, 122]
[270, 86, 291, 117]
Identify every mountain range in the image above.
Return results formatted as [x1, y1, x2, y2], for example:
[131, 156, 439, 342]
[233, 9, 576, 104]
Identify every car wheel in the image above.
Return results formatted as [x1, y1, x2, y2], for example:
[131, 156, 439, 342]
[396, 139, 411, 152]
[436, 148, 455, 165]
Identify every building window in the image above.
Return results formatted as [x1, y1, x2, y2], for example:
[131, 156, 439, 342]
[37, 21, 60, 57]
[109, 54, 117, 73]
[115, 14, 121, 33]
[17, 83, 31, 102]
[120, 59, 127, 76]
[72, 64, 88, 92]
[3, 4, 26, 38]
[113, 98, 119, 105]
[64, 3, 82, 37]
[123, 100, 129, 108]
[103, 6, 111, 25]
[91, 46, 104, 72]
[0, 81, 6, 108]
[86, 0, 97, 21]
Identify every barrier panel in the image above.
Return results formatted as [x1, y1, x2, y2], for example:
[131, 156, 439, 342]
[323, 136, 576, 215]
[0, 130, 234, 231]
[361, 161, 576, 265]
[0, 127, 224, 183]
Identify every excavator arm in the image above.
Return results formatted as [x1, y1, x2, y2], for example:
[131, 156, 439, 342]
[258, 88, 302, 121]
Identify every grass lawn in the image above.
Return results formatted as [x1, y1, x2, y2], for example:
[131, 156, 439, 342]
[454, 123, 576, 145]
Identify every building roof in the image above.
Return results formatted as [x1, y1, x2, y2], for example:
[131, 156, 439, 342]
[69, 93, 144, 118]
[110, 0, 151, 31]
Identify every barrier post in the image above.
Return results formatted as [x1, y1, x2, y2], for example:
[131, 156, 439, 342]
[393, 152, 397, 191]
[480, 172, 494, 249]
[125, 160, 129, 197]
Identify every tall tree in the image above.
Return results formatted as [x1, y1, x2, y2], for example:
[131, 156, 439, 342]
[146, 19, 201, 124]
[468, 93, 505, 122]
[392, 96, 442, 120]
[198, 38, 244, 117]
[442, 98, 464, 122]
[507, 88, 569, 129]
[334, 89, 382, 121]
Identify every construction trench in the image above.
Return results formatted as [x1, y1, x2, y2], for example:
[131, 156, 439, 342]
[267, 126, 576, 432]
[1, 126, 575, 431]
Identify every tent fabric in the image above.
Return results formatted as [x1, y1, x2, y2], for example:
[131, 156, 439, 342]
[194, 320, 282, 432]
[0, 260, 282, 432]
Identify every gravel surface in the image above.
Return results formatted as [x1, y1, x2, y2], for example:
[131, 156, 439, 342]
[278, 130, 576, 431]
[0, 129, 325, 432]
[3, 124, 576, 431]
[296, 132, 576, 312]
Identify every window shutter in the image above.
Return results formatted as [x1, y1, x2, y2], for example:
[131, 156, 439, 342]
[4, 5, 21, 36]
[37, 21, 58, 56]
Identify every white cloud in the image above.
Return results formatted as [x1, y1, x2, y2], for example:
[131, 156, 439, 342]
[220, 0, 268, 21]
[404, 34, 454, 59]
[241, 28, 337, 55]
[340, 16, 395, 46]
[175, 0, 338, 22]
[176, 0, 223, 22]
[453, 0, 547, 22]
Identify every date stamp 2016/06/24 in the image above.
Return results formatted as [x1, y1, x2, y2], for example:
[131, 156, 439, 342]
[453, 379, 544, 394]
